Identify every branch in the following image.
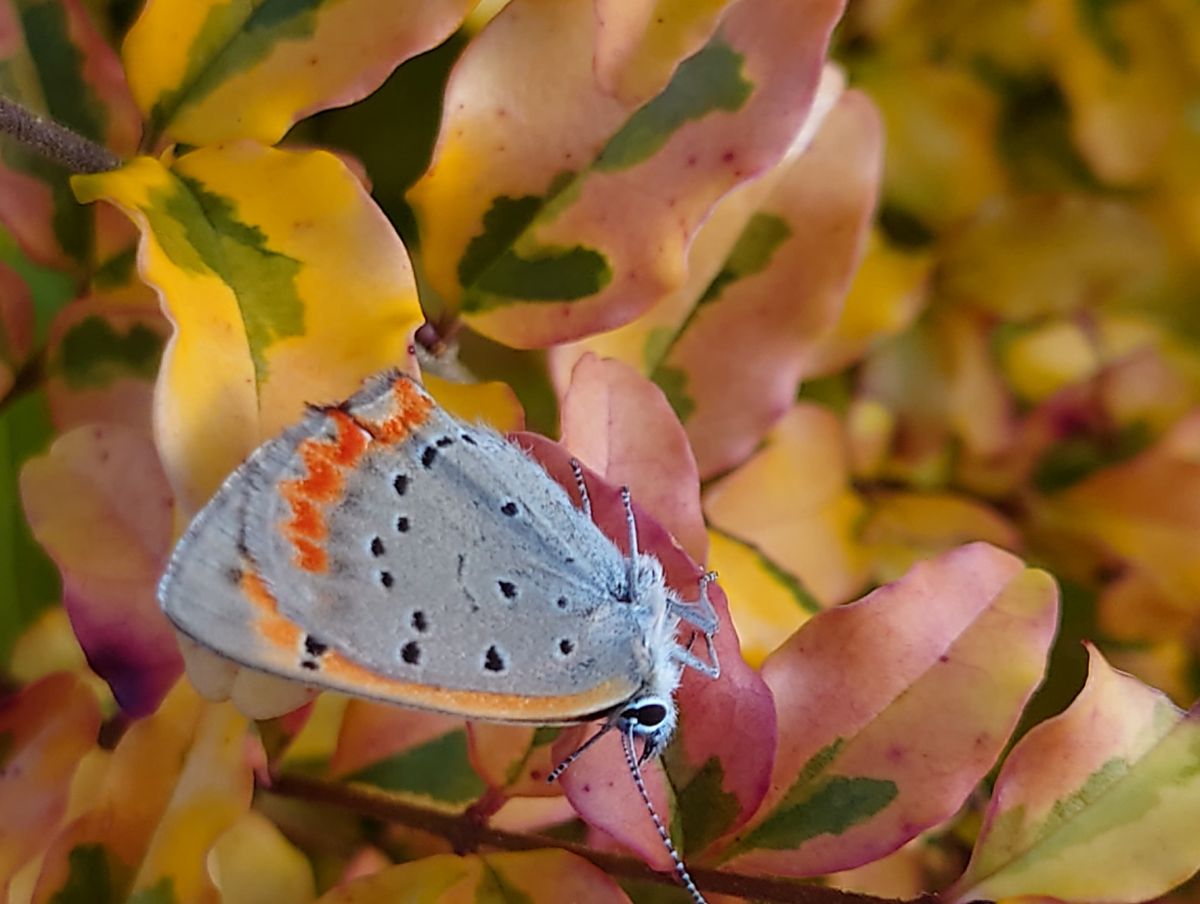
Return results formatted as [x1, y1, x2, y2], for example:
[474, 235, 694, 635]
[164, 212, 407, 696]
[0, 95, 121, 173]
[265, 773, 942, 904]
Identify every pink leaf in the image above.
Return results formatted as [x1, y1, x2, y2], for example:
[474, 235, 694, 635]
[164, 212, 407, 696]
[716, 542, 1058, 876]
[560, 354, 707, 562]
[45, 296, 168, 434]
[20, 426, 180, 714]
[410, 0, 848, 346]
[517, 435, 775, 868]
[655, 89, 883, 478]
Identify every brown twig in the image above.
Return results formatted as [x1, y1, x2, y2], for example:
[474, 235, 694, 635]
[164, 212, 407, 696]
[265, 772, 943, 904]
[0, 95, 121, 173]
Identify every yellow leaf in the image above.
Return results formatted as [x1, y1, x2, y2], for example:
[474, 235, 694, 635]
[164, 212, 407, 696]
[210, 812, 316, 904]
[704, 404, 870, 607]
[73, 145, 424, 514]
[125, 0, 474, 145]
[707, 529, 818, 667]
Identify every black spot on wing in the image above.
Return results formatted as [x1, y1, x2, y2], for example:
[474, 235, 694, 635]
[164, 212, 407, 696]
[300, 634, 327, 672]
[304, 635, 328, 657]
[484, 645, 506, 673]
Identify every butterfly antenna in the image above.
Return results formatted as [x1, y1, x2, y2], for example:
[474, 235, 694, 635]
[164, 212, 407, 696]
[546, 722, 614, 784]
[569, 458, 592, 517]
[621, 486, 638, 600]
[621, 726, 707, 904]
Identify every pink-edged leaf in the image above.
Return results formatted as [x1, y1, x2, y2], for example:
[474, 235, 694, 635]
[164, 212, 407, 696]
[0, 673, 101, 893]
[72, 145, 424, 515]
[949, 645, 1200, 903]
[650, 89, 883, 478]
[559, 354, 707, 562]
[517, 435, 775, 866]
[0, 261, 33, 398]
[330, 701, 487, 810]
[0, 0, 139, 267]
[716, 542, 1058, 876]
[545, 63, 849, 396]
[409, 0, 847, 347]
[45, 295, 168, 433]
[20, 425, 180, 715]
[124, 0, 473, 147]
[594, 0, 731, 104]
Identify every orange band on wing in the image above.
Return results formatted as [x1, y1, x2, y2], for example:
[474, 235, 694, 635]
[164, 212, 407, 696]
[318, 648, 634, 722]
[278, 410, 369, 573]
[364, 376, 435, 444]
[241, 568, 302, 649]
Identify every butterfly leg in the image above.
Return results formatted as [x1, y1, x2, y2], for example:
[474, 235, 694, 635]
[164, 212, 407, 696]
[672, 637, 720, 679]
[569, 458, 592, 517]
[669, 571, 720, 679]
[670, 571, 720, 634]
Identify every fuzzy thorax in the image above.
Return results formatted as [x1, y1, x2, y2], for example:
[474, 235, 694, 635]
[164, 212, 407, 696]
[623, 552, 686, 758]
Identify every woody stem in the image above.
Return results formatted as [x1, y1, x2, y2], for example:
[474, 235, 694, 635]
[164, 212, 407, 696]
[0, 95, 122, 173]
[266, 773, 941, 904]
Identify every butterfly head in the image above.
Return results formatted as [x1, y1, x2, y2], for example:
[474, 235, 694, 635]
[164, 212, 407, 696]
[617, 694, 677, 763]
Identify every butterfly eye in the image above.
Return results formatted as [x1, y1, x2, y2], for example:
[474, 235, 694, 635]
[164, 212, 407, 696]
[624, 701, 668, 728]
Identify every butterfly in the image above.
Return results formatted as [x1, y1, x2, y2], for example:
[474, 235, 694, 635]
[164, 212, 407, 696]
[158, 369, 721, 902]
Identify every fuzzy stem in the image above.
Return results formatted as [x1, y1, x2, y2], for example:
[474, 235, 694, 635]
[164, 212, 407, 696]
[266, 773, 944, 904]
[0, 95, 121, 173]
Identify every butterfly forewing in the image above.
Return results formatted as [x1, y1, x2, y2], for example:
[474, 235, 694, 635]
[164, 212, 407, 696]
[161, 373, 651, 721]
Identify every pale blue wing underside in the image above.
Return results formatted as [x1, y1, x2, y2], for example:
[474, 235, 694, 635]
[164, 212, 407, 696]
[160, 374, 654, 709]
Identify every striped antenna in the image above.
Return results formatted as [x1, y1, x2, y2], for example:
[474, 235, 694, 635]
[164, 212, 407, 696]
[620, 726, 707, 904]
[545, 722, 614, 784]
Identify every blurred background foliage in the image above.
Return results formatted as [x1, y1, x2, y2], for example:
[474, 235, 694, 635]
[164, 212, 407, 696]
[2, 0, 1200, 898]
